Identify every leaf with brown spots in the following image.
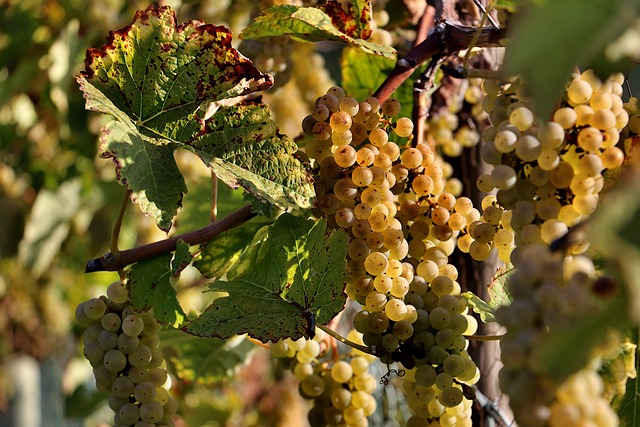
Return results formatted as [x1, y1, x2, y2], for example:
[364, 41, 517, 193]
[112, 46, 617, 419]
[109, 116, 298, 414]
[182, 214, 349, 342]
[77, 5, 313, 230]
[240, 4, 394, 59]
[319, 0, 373, 39]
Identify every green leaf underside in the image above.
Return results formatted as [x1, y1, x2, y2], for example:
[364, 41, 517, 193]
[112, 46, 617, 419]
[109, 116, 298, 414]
[128, 241, 189, 327]
[78, 5, 313, 230]
[160, 329, 254, 385]
[100, 121, 187, 230]
[462, 291, 495, 323]
[194, 221, 266, 279]
[240, 5, 395, 59]
[504, 0, 635, 119]
[183, 215, 349, 342]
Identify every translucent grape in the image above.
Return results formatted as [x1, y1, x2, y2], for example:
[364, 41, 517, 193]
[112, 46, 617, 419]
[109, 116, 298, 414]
[84, 298, 107, 320]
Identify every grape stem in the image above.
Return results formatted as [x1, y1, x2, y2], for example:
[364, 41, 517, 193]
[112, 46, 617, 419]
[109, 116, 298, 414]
[316, 324, 377, 356]
[85, 204, 256, 273]
[373, 20, 506, 104]
[110, 189, 130, 258]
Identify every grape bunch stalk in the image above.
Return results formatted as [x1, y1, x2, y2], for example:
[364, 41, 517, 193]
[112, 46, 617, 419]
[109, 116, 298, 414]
[75, 281, 177, 427]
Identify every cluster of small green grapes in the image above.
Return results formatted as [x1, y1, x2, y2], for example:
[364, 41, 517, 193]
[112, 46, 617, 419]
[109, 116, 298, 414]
[547, 367, 618, 427]
[494, 244, 612, 426]
[76, 281, 177, 427]
[270, 330, 379, 427]
[426, 77, 485, 159]
[303, 87, 480, 425]
[479, 71, 629, 427]
[464, 70, 628, 264]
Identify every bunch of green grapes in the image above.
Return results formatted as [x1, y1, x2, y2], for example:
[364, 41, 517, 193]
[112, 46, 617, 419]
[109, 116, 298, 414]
[270, 329, 379, 427]
[494, 244, 613, 426]
[426, 77, 485, 159]
[464, 70, 628, 264]
[303, 87, 480, 425]
[76, 281, 177, 427]
[476, 71, 630, 427]
[546, 367, 618, 427]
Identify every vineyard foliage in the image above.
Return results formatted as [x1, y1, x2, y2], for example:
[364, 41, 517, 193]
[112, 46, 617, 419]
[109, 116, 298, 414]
[2, 0, 640, 426]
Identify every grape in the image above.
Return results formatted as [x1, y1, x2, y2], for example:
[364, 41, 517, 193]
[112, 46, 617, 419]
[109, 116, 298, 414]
[510, 106, 534, 131]
[395, 117, 414, 137]
[567, 79, 593, 105]
[84, 298, 107, 320]
[122, 314, 144, 337]
[429, 307, 451, 329]
[107, 281, 129, 304]
[330, 111, 353, 133]
[382, 98, 401, 116]
[301, 374, 325, 397]
[111, 375, 135, 399]
[364, 252, 388, 276]
[103, 349, 127, 373]
[331, 388, 352, 409]
[119, 402, 141, 425]
[129, 344, 152, 368]
[134, 382, 157, 404]
[400, 148, 423, 169]
[139, 401, 163, 423]
[439, 387, 464, 408]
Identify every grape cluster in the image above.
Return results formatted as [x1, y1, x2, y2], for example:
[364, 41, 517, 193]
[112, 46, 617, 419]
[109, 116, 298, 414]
[76, 281, 177, 427]
[303, 87, 480, 424]
[477, 70, 630, 427]
[547, 368, 618, 427]
[468, 71, 628, 263]
[426, 77, 485, 160]
[270, 330, 379, 427]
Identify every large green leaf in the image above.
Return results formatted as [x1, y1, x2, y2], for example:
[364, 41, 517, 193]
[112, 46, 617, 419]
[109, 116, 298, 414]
[504, 0, 639, 119]
[160, 330, 255, 385]
[240, 5, 395, 59]
[128, 240, 190, 327]
[194, 221, 267, 279]
[77, 5, 314, 231]
[183, 214, 349, 342]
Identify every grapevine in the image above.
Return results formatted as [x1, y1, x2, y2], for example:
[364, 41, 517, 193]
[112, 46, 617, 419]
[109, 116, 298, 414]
[56, 2, 640, 427]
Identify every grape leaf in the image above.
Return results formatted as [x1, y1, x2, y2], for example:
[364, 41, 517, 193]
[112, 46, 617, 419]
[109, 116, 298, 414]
[182, 214, 349, 342]
[185, 102, 315, 210]
[194, 221, 267, 279]
[240, 5, 395, 59]
[487, 266, 513, 309]
[77, 5, 314, 231]
[504, 0, 638, 119]
[462, 291, 495, 323]
[319, 0, 373, 39]
[160, 329, 255, 385]
[128, 240, 190, 327]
